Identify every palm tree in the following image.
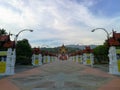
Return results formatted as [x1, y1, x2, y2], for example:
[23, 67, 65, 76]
[0, 28, 7, 35]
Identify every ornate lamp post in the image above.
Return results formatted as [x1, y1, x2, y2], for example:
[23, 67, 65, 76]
[15, 29, 33, 45]
[91, 28, 110, 40]
[91, 28, 111, 46]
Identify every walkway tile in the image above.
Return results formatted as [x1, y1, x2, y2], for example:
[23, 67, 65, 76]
[0, 79, 19, 90]
[0, 60, 120, 90]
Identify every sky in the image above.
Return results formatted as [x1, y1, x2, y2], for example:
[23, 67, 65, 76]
[0, 0, 120, 47]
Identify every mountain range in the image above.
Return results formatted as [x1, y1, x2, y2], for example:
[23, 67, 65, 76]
[65, 44, 97, 50]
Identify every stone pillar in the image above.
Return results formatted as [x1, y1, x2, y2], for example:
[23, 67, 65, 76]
[83, 53, 87, 65]
[78, 55, 83, 63]
[75, 55, 78, 62]
[50, 56, 52, 62]
[0, 48, 16, 75]
[73, 55, 76, 62]
[0, 51, 7, 75]
[52, 55, 56, 62]
[53, 56, 55, 62]
[43, 55, 48, 63]
[32, 47, 42, 66]
[71, 56, 74, 62]
[69, 56, 72, 61]
[32, 54, 42, 66]
[32, 54, 35, 65]
[47, 55, 50, 63]
[38, 54, 42, 65]
[82, 46, 94, 66]
[108, 46, 120, 75]
[0, 48, 15, 75]
[83, 53, 94, 66]
[51, 56, 54, 62]
[90, 53, 94, 67]
[75, 55, 82, 63]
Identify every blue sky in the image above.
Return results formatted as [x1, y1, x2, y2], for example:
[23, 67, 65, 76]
[90, 0, 120, 17]
[0, 0, 120, 47]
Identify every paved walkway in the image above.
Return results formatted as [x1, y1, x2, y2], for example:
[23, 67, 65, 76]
[0, 60, 120, 90]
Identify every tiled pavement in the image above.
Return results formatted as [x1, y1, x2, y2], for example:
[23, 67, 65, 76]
[0, 60, 120, 90]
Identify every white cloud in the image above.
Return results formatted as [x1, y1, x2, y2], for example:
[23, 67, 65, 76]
[0, 0, 120, 47]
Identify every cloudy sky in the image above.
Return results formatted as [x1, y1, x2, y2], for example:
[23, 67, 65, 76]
[0, 0, 120, 47]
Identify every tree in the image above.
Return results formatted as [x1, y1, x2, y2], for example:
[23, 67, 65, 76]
[93, 45, 109, 64]
[0, 28, 7, 35]
[16, 39, 32, 65]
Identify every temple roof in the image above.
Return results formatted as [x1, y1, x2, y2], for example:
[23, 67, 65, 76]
[3, 41, 15, 48]
[59, 44, 67, 53]
[32, 47, 41, 54]
[113, 31, 120, 39]
[108, 31, 120, 46]
[0, 35, 10, 41]
[0, 35, 14, 48]
[83, 46, 93, 53]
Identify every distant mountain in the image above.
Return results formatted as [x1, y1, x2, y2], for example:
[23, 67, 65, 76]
[65, 44, 97, 50]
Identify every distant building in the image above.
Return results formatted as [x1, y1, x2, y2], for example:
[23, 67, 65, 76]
[58, 44, 68, 60]
[59, 44, 68, 54]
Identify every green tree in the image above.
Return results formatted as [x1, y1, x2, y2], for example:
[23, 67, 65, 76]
[0, 28, 7, 35]
[16, 39, 32, 65]
[93, 45, 109, 64]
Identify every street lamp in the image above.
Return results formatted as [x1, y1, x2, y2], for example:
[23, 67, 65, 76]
[91, 28, 110, 40]
[15, 29, 33, 45]
[91, 28, 112, 46]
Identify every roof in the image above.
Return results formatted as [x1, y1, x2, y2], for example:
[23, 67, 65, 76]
[108, 37, 120, 46]
[113, 31, 120, 39]
[75, 51, 82, 55]
[3, 41, 15, 48]
[0, 35, 10, 41]
[107, 31, 120, 46]
[83, 46, 93, 53]
[32, 48, 41, 54]
[0, 35, 15, 48]
[59, 44, 67, 53]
